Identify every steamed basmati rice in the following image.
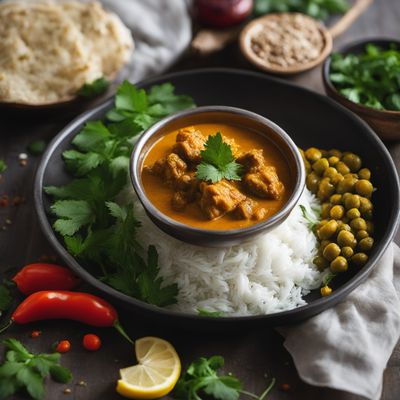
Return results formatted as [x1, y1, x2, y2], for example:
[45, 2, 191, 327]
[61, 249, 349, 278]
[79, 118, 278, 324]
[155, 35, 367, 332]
[130, 188, 322, 316]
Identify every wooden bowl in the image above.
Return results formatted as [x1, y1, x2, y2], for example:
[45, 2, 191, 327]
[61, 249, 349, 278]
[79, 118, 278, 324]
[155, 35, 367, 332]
[322, 38, 400, 141]
[240, 13, 332, 75]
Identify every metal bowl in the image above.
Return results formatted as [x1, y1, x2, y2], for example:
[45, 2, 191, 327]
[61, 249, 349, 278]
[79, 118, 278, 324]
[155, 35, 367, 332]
[130, 106, 305, 247]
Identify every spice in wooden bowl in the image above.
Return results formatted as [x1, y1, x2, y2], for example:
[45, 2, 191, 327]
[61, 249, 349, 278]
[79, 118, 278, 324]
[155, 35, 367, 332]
[240, 13, 332, 74]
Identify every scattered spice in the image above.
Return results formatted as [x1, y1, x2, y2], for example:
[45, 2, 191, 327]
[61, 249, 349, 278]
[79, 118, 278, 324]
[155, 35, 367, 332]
[0, 195, 9, 207]
[250, 13, 326, 69]
[5, 218, 12, 225]
[12, 195, 26, 206]
[63, 388, 72, 394]
[19, 159, 28, 167]
[82, 333, 102, 351]
[320, 285, 332, 296]
[281, 383, 291, 391]
[30, 330, 41, 338]
[77, 380, 87, 387]
[18, 153, 28, 160]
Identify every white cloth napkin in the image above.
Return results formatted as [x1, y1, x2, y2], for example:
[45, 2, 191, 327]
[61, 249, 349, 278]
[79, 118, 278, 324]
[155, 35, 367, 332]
[280, 243, 400, 400]
[101, 0, 192, 83]
[101, 2, 400, 399]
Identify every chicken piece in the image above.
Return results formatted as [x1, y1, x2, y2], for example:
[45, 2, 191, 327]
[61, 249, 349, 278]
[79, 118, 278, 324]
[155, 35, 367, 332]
[150, 153, 187, 184]
[235, 198, 257, 220]
[222, 135, 240, 157]
[199, 180, 246, 220]
[173, 126, 205, 163]
[237, 149, 265, 172]
[171, 191, 190, 211]
[243, 166, 285, 199]
[253, 207, 268, 221]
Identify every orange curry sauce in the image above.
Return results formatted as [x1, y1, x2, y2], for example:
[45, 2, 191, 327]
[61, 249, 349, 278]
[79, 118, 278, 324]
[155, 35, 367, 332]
[141, 123, 294, 230]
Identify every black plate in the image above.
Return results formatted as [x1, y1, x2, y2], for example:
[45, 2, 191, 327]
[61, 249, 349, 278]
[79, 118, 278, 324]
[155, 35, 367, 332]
[34, 68, 400, 330]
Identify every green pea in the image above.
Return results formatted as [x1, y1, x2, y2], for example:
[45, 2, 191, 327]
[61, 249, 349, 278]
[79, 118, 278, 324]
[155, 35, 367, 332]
[330, 256, 348, 273]
[330, 194, 342, 205]
[355, 180, 373, 197]
[305, 147, 322, 163]
[337, 222, 351, 232]
[344, 194, 360, 209]
[352, 252, 368, 267]
[313, 158, 330, 175]
[306, 172, 320, 193]
[350, 217, 367, 231]
[323, 243, 341, 261]
[363, 209, 373, 220]
[328, 156, 340, 166]
[324, 167, 338, 180]
[359, 197, 373, 214]
[359, 237, 374, 252]
[342, 153, 362, 172]
[321, 203, 332, 219]
[330, 205, 345, 220]
[337, 230, 355, 247]
[320, 240, 331, 251]
[366, 221, 374, 234]
[346, 208, 361, 220]
[356, 230, 369, 240]
[331, 173, 344, 185]
[341, 246, 354, 259]
[336, 161, 350, 175]
[317, 178, 335, 201]
[317, 220, 338, 240]
[313, 256, 329, 270]
[358, 168, 371, 180]
[328, 149, 342, 158]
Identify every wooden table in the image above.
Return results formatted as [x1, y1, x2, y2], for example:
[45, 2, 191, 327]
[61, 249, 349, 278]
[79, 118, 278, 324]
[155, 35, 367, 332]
[0, 0, 399, 399]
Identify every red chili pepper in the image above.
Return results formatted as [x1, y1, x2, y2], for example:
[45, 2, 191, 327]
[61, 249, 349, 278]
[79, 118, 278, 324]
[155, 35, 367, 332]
[55, 340, 71, 353]
[82, 334, 102, 351]
[30, 330, 41, 338]
[6, 290, 132, 343]
[13, 263, 81, 295]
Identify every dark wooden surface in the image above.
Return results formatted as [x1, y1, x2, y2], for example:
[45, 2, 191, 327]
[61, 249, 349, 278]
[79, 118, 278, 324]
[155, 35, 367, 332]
[0, 0, 399, 399]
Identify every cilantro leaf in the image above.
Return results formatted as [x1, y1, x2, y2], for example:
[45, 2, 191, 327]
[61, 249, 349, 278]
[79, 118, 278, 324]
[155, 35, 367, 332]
[196, 133, 242, 183]
[72, 121, 110, 152]
[51, 200, 94, 236]
[0, 339, 72, 400]
[0, 159, 6, 173]
[27, 140, 46, 156]
[115, 80, 148, 112]
[77, 77, 109, 98]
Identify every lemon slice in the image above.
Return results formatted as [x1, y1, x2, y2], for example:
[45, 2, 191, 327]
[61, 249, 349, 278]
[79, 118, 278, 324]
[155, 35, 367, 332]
[116, 336, 181, 399]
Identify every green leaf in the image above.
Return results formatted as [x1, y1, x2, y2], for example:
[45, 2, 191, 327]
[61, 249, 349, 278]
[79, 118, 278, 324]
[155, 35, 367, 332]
[72, 121, 110, 152]
[106, 201, 127, 221]
[203, 377, 241, 400]
[3, 339, 31, 360]
[16, 367, 44, 400]
[63, 150, 104, 176]
[27, 140, 46, 156]
[0, 377, 18, 399]
[195, 132, 242, 183]
[115, 81, 148, 112]
[0, 160, 6, 173]
[30, 358, 51, 378]
[0, 284, 12, 312]
[49, 365, 72, 383]
[77, 77, 109, 98]
[51, 200, 94, 236]
[0, 361, 23, 377]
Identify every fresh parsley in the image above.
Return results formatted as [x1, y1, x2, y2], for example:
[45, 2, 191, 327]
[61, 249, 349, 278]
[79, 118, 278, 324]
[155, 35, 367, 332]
[27, 140, 46, 156]
[0, 339, 72, 400]
[77, 77, 109, 98]
[173, 356, 275, 400]
[196, 132, 242, 183]
[253, 0, 349, 20]
[197, 309, 225, 317]
[330, 43, 400, 111]
[45, 81, 194, 307]
[0, 160, 6, 173]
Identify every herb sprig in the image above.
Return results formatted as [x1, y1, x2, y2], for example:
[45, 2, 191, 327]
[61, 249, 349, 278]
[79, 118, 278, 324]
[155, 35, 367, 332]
[330, 43, 400, 111]
[45, 81, 194, 306]
[253, 0, 349, 20]
[0, 339, 72, 400]
[173, 356, 275, 400]
[77, 77, 109, 98]
[196, 132, 242, 183]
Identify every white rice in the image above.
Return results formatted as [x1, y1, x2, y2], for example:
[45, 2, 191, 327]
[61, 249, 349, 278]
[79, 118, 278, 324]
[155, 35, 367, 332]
[129, 189, 322, 316]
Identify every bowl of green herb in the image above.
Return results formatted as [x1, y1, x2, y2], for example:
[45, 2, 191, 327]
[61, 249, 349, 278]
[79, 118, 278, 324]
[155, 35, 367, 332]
[323, 38, 400, 141]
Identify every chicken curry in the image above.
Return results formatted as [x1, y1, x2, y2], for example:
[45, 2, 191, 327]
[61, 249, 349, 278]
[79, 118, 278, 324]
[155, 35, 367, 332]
[141, 123, 293, 230]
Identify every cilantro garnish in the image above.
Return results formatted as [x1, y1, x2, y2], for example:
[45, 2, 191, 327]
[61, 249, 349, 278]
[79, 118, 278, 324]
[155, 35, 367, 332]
[253, 0, 349, 20]
[45, 81, 194, 307]
[197, 309, 225, 317]
[196, 132, 242, 184]
[173, 356, 275, 400]
[299, 205, 319, 231]
[330, 43, 400, 111]
[0, 159, 6, 173]
[77, 77, 109, 98]
[0, 339, 72, 400]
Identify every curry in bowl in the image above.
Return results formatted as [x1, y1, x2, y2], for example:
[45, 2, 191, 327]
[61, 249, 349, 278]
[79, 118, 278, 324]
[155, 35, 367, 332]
[141, 121, 294, 231]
